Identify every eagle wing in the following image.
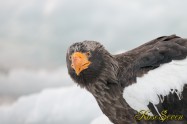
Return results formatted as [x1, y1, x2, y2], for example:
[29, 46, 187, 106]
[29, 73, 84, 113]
[115, 35, 187, 120]
[116, 35, 187, 69]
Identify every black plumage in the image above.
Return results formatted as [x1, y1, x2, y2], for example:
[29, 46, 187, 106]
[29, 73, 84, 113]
[66, 35, 187, 124]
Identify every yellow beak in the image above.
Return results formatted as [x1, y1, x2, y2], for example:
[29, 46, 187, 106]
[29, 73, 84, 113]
[71, 52, 91, 75]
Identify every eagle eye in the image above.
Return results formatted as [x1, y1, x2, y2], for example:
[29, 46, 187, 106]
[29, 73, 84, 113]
[69, 55, 72, 60]
[85, 51, 91, 57]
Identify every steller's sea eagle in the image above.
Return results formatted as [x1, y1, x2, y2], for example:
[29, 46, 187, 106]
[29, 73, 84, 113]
[66, 35, 187, 124]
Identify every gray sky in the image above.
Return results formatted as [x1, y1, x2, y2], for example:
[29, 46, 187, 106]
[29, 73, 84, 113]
[0, 0, 187, 123]
[1, 0, 187, 104]
[0, 0, 187, 69]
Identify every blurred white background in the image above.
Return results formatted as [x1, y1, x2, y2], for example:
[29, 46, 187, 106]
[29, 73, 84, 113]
[0, 0, 187, 124]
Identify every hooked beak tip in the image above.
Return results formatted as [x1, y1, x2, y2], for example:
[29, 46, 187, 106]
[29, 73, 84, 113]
[71, 52, 91, 76]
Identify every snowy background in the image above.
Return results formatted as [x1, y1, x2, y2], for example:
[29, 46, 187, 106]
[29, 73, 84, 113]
[0, 0, 187, 124]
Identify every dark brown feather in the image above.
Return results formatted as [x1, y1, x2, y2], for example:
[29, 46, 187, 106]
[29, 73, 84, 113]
[115, 35, 187, 87]
[67, 35, 187, 124]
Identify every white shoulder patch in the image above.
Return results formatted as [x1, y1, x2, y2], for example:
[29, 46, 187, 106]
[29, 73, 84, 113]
[123, 58, 187, 115]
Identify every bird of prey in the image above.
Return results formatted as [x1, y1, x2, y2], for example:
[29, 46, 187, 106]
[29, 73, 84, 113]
[66, 35, 187, 124]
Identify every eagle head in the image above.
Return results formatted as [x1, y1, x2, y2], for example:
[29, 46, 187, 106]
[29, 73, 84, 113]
[66, 41, 118, 87]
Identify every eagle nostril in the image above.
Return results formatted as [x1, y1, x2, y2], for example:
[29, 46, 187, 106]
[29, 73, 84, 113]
[82, 62, 89, 66]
